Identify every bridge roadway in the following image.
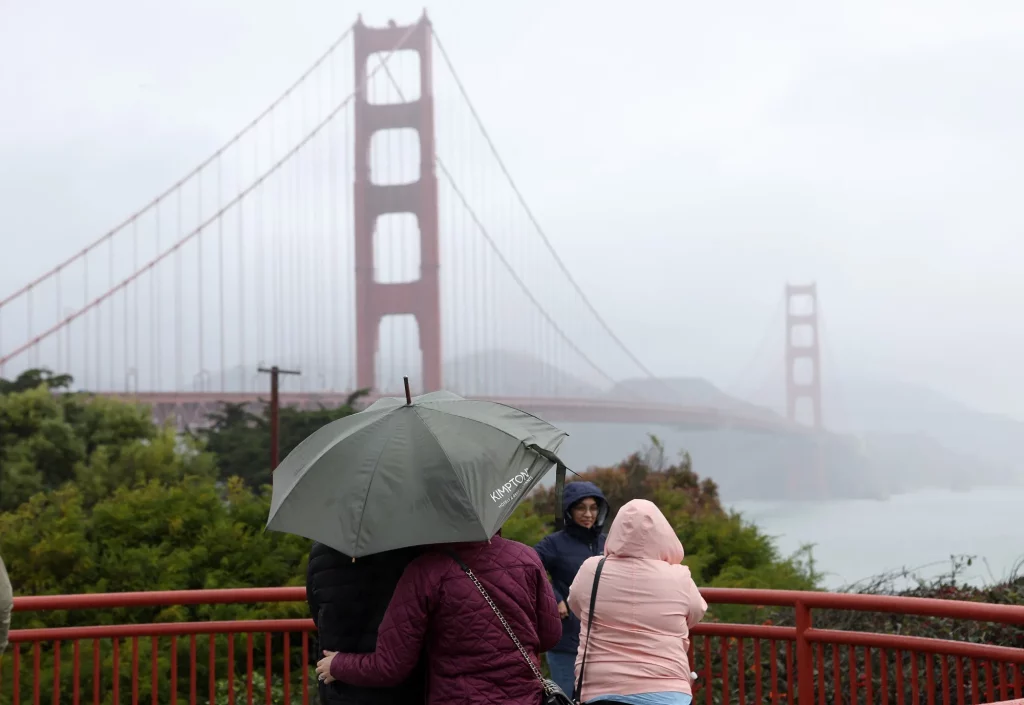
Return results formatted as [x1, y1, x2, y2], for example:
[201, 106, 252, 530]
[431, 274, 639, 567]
[97, 391, 810, 435]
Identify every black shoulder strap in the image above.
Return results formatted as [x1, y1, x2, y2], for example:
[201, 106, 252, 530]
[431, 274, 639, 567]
[573, 556, 607, 702]
[443, 548, 469, 571]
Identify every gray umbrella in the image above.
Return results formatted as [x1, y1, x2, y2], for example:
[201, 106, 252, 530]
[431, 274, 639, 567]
[265, 390, 568, 557]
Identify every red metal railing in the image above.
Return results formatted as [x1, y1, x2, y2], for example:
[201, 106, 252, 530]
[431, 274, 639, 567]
[3, 587, 1023, 704]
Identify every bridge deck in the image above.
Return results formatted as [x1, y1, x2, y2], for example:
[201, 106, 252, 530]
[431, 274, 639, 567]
[98, 390, 811, 434]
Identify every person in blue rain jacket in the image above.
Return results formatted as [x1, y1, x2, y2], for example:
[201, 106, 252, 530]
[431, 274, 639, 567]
[533, 480, 609, 696]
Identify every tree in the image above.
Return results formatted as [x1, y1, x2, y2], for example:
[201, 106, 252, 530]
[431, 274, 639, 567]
[0, 381, 366, 702]
[0, 368, 73, 395]
[195, 390, 368, 487]
[0, 375, 170, 511]
[0, 474, 311, 704]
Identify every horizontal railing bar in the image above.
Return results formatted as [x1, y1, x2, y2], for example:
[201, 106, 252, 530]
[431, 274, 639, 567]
[19, 621, 1015, 662]
[9, 612, 1021, 662]
[2, 620, 792, 644]
[790, 591, 1024, 624]
[12, 587, 307, 612]
[698, 589, 1024, 624]
[14, 586, 1024, 626]
[806, 627, 1024, 663]
[8, 618, 314, 642]
[692, 623, 796, 641]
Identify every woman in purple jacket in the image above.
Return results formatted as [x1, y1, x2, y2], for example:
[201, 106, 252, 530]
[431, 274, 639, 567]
[533, 480, 609, 695]
[315, 533, 562, 705]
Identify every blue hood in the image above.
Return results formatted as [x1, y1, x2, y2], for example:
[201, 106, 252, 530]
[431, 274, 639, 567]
[561, 481, 609, 530]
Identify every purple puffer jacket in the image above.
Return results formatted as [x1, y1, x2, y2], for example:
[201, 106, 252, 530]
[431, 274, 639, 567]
[330, 536, 562, 705]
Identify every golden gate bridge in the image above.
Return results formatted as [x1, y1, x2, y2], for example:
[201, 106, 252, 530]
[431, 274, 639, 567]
[3, 14, 1024, 704]
[0, 13, 824, 437]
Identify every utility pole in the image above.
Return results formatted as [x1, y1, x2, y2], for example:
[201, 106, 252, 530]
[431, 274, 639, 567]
[257, 365, 301, 471]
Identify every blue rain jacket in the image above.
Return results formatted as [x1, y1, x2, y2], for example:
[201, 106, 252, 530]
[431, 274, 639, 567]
[534, 481, 608, 654]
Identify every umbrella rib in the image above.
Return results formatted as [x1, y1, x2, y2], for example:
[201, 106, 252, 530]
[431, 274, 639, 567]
[416, 406, 568, 450]
[267, 409, 395, 525]
[412, 407, 491, 541]
[350, 423, 401, 556]
[421, 399, 561, 430]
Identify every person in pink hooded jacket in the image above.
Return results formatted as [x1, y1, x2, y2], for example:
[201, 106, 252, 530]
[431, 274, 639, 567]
[567, 499, 707, 705]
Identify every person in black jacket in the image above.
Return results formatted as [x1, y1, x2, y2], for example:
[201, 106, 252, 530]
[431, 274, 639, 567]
[306, 542, 425, 705]
[533, 480, 609, 696]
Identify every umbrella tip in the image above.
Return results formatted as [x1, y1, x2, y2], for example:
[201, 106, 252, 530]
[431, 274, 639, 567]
[403, 376, 412, 404]
[351, 556, 356, 563]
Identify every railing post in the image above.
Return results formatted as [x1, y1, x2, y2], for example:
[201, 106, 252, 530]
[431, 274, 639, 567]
[795, 601, 813, 703]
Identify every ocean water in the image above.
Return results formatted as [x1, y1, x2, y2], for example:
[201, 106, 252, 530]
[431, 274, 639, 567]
[729, 486, 1024, 590]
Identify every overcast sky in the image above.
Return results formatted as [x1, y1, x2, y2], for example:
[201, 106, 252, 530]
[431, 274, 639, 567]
[2, 0, 1023, 418]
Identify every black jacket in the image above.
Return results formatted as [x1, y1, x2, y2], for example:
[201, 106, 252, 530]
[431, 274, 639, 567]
[306, 542, 425, 705]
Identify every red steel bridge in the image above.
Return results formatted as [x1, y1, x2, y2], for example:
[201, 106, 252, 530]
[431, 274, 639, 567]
[0, 14, 826, 436]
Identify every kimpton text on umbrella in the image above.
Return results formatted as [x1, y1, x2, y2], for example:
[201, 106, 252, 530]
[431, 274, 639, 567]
[489, 469, 532, 504]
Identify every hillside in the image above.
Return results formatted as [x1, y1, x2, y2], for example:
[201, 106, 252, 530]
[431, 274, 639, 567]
[442, 350, 605, 398]
[119, 349, 1024, 500]
[831, 377, 1024, 476]
[438, 358, 1023, 500]
[861, 431, 1017, 493]
[609, 376, 780, 422]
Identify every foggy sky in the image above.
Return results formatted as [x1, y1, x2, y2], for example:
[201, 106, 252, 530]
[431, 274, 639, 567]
[2, 0, 1023, 418]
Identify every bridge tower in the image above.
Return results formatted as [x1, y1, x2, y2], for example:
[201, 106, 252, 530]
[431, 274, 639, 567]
[353, 15, 442, 393]
[785, 282, 827, 498]
[784, 282, 822, 428]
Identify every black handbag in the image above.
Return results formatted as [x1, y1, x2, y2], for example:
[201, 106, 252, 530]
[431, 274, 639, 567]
[446, 550, 575, 705]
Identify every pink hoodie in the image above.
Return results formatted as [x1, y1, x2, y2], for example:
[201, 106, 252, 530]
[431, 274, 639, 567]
[567, 499, 707, 701]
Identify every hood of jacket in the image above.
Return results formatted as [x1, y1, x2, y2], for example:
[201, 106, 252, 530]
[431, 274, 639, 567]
[604, 498, 684, 564]
[561, 481, 609, 531]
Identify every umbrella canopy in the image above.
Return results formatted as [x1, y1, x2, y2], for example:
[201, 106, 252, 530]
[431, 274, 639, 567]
[265, 390, 568, 557]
